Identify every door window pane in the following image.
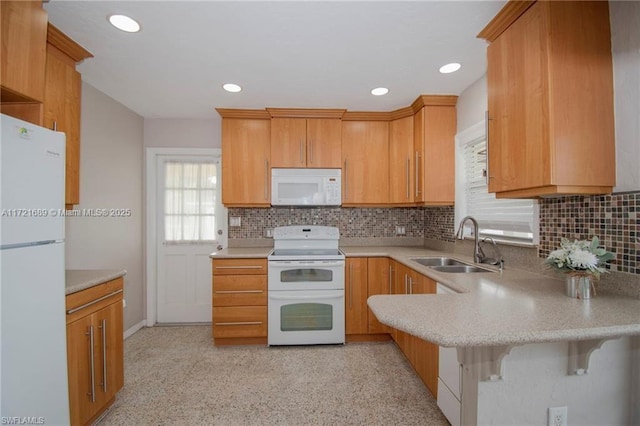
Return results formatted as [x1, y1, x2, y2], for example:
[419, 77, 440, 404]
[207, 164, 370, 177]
[164, 161, 217, 242]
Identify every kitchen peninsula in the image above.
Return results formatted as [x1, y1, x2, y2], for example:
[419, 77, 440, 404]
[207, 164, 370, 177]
[363, 247, 640, 426]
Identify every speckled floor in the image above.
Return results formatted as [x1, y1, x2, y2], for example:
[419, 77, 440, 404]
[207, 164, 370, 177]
[98, 325, 449, 425]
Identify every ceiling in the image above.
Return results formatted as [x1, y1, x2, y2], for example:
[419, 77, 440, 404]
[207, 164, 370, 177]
[44, 1, 505, 120]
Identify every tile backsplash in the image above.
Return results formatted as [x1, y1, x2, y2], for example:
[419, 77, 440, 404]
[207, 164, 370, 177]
[228, 207, 426, 239]
[228, 191, 638, 275]
[539, 191, 639, 275]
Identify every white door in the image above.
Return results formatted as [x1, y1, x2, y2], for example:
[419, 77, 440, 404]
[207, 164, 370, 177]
[156, 155, 226, 323]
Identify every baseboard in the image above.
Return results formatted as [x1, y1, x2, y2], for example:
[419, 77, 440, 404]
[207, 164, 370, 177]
[124, 320, 145, 339]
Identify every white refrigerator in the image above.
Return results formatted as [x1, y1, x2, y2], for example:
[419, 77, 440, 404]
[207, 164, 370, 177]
[0, 113, 70, 424]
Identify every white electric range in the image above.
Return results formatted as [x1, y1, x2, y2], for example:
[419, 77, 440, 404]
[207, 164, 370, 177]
[267, 226, 346, 345]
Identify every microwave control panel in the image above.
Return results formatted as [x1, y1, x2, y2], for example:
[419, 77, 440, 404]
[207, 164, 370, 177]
[325, 178, 341, 204]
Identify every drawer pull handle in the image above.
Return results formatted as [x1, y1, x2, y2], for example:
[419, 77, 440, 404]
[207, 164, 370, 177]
[215, 290, 263, 294]
[100, 319, 107, 393]
[67, 289, 123, 315]
[215, 321, 263, 326]
[86, 325, 95, 402]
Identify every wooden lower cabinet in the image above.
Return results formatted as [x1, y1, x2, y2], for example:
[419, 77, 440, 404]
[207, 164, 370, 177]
[66, 278, 124, 426]
[212, 258, 267, 345]
[346, 257, 368, 335]
[367, 257, 391, 333]
[345, 257, 393, 341]
[390, 260, 439, 397]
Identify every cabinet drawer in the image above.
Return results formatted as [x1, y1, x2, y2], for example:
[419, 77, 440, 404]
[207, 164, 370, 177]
[213, 275, 267, 307]
[212, 258, 267, 275]
[212, 306, 267, 338]
[66, 278, 124, 324]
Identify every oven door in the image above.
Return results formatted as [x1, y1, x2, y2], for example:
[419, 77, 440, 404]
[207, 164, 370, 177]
[268, 260, 345, 291]
[268, 290, 345, 345]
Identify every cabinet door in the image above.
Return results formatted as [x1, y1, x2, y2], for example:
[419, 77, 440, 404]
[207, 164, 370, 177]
[389, 116, 415, 204]
[0, 1, 47, 103]
[345, 257, 368, 335]
[422, 106, 456, 205]
[366, 257, 390, 333]
[410, 274, 438, 397]
[413, 111, 425, 203]
[306, 118, 342, 168]
[67, 315, 99, 426]
[270, 118, 307, 167]
[221, 118, 271, 206]
[44, 45, 82, 206]
[94, 301, 124, 408]
[341, 121, 389, 204]
[486, 3, 548, 194]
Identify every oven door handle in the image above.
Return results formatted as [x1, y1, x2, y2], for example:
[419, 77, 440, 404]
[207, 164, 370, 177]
[268, 291, 344, 301]
[268, 261, 345, 268]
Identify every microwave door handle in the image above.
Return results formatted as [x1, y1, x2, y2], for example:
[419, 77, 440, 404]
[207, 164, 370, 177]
[269, 291, 344, 301]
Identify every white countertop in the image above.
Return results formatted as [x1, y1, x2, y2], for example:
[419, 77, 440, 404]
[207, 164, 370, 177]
[66, 269, 127, 295]
[210, 245, 640, 347]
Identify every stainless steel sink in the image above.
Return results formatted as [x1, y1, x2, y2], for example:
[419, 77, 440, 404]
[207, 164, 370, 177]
[429, 265, 494, 273]
[411, 257, 468, 267]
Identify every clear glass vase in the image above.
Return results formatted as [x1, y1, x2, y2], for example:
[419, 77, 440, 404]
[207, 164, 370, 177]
[565, 273, 595, 299]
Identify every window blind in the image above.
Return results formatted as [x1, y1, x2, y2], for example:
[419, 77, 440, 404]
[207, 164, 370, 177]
[463, 139, 538, 244]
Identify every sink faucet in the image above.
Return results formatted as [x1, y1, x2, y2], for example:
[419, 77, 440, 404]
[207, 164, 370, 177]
[455, 216, 482, 263]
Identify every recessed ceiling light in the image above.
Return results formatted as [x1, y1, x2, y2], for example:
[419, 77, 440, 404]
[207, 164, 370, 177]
[371, 87, 389, 96]
[223, 83, 242, 93]
[439, 63, 462, 74]
[108, 14, 141, 33]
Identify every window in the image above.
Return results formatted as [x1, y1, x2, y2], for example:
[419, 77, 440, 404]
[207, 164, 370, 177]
[164, 161, 218, 242]
[456, 120, 539, 246]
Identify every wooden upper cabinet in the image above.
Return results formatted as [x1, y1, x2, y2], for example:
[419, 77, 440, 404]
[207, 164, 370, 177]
[270, 117, 342, 168]
[389, 115, 415, 204]
[44, 25, 93, 207]
[270, 118, 307, 167]
[306, 118, 342, 168]
[415, 105, 457, 205]
[0, 1, 48, 103]
[480, 0, 615, 198]
[219, 114, 271, 207]
[341, 120, 390, 205]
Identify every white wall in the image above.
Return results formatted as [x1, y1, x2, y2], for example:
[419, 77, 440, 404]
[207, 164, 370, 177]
[610, 1, 640, 192]
[476, 337, 638, 425]
[143, 118, 220, 148]
[65, 82, 144, 331]
[456, 74, 487, 134]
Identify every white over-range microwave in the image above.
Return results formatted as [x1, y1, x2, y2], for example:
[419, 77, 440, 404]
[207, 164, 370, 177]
[271, 168, 341, 206]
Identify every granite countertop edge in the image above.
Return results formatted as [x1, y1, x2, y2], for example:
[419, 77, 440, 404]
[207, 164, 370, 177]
[66, 269, 127, 295]
[209, 245, 640, 347]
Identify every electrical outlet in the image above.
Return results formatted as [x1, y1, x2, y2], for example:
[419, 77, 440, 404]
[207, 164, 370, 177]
[548, 406, 567, 426]
[395, 226, 406, 235]
[229, 217, 241, 227]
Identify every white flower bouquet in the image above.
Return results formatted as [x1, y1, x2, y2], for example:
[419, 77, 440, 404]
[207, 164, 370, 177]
[545, 236, 615, 278]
